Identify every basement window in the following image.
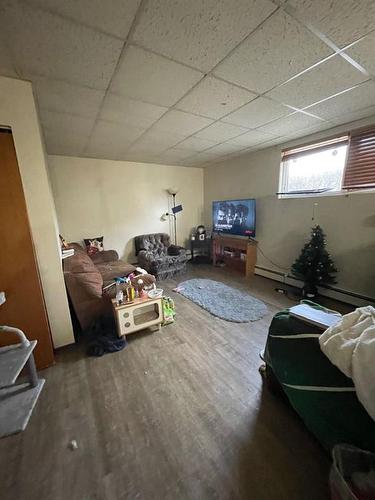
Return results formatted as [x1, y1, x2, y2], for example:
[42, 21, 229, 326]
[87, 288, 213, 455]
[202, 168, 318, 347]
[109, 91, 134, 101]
[279, 136, 349, 197]
[279, 126, 375, 198]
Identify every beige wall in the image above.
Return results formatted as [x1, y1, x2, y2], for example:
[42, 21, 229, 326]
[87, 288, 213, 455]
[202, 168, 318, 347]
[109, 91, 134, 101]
[0, 76, 74, 347]
[49, 156, 204, 262]
[204, 121, 375, 301]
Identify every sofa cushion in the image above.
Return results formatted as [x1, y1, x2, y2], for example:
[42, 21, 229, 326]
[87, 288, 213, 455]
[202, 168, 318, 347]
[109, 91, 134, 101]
[76, 271, 103, 298]
[64, 248, 96, 272]
[96, 260, 136, 282]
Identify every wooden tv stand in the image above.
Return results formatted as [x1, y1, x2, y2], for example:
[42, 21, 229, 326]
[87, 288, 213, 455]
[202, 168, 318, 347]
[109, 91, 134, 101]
[212, 235, 257, 278]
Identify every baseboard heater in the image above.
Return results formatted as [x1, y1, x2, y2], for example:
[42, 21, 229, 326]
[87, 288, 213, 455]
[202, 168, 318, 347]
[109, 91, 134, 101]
[254, 265, 375, 307]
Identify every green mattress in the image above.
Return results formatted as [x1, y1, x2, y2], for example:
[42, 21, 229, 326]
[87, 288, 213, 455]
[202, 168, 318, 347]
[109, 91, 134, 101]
[265, 300, 375, 452]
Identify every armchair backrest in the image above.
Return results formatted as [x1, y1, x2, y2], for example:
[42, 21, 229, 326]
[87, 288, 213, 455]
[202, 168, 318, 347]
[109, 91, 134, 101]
[135, 233, 171, 256]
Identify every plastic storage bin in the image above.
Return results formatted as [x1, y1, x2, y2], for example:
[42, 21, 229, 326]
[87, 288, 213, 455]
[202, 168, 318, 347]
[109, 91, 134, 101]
[330, 444, 375, 500]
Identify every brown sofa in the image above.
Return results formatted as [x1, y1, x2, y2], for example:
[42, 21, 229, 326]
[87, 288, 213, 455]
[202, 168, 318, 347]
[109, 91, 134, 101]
[63, 243, 136, 331]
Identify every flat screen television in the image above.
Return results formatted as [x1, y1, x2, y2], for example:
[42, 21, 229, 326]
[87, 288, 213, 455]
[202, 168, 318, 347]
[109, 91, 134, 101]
[212, 199, 256, 237]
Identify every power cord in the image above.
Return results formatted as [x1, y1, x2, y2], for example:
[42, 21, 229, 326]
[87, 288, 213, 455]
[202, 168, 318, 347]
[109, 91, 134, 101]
[249, 237, 298, 300]
[249, 237, 290, 273]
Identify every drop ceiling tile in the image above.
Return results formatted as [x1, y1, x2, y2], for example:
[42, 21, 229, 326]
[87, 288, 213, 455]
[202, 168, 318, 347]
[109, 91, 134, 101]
[330, 106, 375, 127]
[222, 96, 291, 128]
[100, 93, 167, 128]
[131, 0, 277, 72]
[127, 129, 186, 155]
[85, 119, 145, 159]
[174, 136, 218, 152]
[227, 129, 277, 147]
[150, 110, 213, 138]
[0, 0, 123, 89]
[257, 111, 323, 136]
[0, 39, 17, 77]
[33, 77, 105, 118]
[283, 121, 334, 140]
[214, 9, 332, 93]
[267, 55, 368, 109]
[194, 122, 249, 142]
[286, 0, 375, 47]
[253, 136, 285, 149]
[27, 0, 141, 39]
[40, 109, 95, 156]
[345, 33, 375, 76]
[110, 45, 203, 107]
[157, 148, 196, 162]
[176, 76, 257, 119]
[306, 81, 375, 121]
[123, 153, 162, 164]
[187, 151, 222, 164]
[202, 142, 247, 156]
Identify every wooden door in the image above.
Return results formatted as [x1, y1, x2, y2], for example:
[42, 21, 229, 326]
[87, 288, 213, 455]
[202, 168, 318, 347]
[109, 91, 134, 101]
[0, 129, 54, 368]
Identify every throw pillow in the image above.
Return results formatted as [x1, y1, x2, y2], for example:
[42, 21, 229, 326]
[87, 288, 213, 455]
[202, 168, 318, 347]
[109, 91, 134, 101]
[84, 236, 104, 256]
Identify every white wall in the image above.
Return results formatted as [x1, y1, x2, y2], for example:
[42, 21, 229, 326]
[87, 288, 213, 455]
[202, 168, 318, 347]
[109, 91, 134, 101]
[204, 119, 375, 301]
[0, 76, 74, 347]
[49, 156, 204, 261]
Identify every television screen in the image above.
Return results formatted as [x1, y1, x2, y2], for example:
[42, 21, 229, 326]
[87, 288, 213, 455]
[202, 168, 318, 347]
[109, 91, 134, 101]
[212, 199, 256, 237]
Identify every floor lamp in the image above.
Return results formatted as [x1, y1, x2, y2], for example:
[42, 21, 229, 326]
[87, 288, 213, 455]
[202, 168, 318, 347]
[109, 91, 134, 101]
[166, 188, 183, 245]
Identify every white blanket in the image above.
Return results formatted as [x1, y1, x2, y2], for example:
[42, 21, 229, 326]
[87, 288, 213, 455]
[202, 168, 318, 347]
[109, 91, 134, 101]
[319, 306, 375, 421]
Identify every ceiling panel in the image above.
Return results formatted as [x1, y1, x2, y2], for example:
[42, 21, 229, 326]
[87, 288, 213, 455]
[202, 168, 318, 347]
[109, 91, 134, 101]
[227, 129, 277, 147]
[26, 0, 141, 39]
[0, 0, 123, 89]
[126, 129, 186, 155]
[40, 109, 95, 156]
[149, 110, 213, 138]
[286, 0, 375, 48]
[267, 55, 368, 109]
[0, 39, 17, 77]
[85, 119, 145, 159]
[131, 0, 277, 72]
[2, 0, 375, 165]
[194, 122, 249, 142]
[345, 33, 375, 76]
[176, 76, 257, 119]
[33, 77, 105, 118]
[214, 9, 332, 94]
[174, 136, 218, 153]
[307, 81, 375, 121]
[222, 96, 291, 128]
[186, 150, 222, 164]
[201, 142, 247, 156]
[257, 111, 324, 136]
[330, 106, 375, 127]
[100, 93, 167, 128]
[110, 45, 203, 107]
[156, 148, 196, 163]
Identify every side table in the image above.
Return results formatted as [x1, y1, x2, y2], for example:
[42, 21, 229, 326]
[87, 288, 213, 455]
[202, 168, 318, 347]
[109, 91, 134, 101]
[190, 238, 212, 263]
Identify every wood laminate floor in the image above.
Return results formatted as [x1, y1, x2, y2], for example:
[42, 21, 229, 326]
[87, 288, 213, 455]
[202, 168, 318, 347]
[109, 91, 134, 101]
[0, 265, 332, 500]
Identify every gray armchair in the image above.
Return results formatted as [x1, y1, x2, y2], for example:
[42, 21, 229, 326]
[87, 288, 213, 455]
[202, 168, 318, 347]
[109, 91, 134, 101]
[134, 233, 188, 279]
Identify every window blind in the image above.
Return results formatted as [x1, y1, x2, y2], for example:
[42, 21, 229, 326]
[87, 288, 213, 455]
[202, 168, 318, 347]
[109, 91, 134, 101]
[281, 135, 348, 162]
[343, 127, 375, 190]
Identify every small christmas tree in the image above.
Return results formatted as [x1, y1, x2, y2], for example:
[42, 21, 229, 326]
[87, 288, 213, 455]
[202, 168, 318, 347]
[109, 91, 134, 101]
[291, 225, 337, 297]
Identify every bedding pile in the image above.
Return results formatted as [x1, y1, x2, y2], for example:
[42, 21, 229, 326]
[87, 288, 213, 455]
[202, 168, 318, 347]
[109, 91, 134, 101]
[320, 306, 375, 421]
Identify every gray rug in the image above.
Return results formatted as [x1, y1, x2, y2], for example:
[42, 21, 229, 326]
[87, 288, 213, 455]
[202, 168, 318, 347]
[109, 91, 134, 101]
[175, 278, 267, 322]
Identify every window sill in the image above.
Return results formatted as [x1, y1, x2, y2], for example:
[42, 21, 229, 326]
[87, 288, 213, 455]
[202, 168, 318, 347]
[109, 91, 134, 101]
[278, 187, 375, 200]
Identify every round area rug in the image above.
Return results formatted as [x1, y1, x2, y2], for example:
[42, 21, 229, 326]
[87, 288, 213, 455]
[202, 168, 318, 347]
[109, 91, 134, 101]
[175, 278, 267, 322]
